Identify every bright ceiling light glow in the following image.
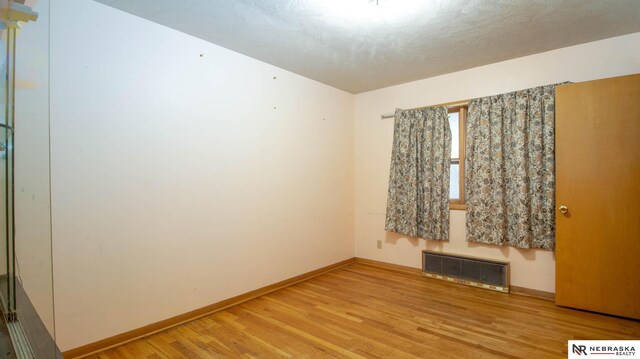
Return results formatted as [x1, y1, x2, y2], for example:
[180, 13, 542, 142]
[308, 0, 436, 26]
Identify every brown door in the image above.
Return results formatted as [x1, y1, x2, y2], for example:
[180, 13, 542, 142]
[555, 74, 640, 319]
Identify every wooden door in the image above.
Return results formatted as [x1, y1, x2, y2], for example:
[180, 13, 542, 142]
[555, 74, 640, 319]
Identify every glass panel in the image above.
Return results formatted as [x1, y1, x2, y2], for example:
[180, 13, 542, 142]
[7, 0, 58, 356]
[450, 163, 459, 199]
[4, 119, 14, 314]
[449, 111, 459, 158]
[0, 8, 17, 316]
[0, 22, 8, 313]
[15, 0, 57, 356]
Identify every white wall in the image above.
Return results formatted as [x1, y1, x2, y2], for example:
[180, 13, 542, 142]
[50, 0, 354, 351]
[354, 32, 640, 293]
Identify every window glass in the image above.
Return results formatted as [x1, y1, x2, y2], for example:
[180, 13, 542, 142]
[449, 112, 459, 158]
[448, 106, 466, 206]
[450, 163, 459, 199]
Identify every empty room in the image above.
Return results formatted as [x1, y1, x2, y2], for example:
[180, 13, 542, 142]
[1, 0, 639, 358]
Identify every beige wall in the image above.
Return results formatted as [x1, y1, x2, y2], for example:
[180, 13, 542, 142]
[354, 32, 640, 293]
[50, 0, 354, 351]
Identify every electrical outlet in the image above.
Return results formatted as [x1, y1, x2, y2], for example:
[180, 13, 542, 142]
[376, 240, 382, 249]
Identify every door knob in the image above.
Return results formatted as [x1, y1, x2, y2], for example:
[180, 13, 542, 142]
[559, 205, 568, 214]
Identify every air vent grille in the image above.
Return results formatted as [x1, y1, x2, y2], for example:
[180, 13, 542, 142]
[422, 250, 509, 293]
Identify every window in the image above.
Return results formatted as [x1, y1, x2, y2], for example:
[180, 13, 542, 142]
[448, 106, 467, 210]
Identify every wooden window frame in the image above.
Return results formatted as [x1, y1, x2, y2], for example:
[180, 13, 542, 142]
[449, 106, 467, 211]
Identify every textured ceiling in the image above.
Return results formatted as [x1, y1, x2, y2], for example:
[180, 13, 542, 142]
[94, 0, 640, 93]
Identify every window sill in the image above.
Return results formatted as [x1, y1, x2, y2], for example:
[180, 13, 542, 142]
[449, 203, 467, 211]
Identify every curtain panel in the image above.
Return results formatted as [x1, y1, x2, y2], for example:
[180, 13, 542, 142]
[465, 85, 557, 250]
[385, 107, 451, 241]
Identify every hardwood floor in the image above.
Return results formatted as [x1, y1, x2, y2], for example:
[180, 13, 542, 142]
[88, 263, 640, 358]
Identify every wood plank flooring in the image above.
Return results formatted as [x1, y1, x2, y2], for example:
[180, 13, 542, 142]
[88, 263, 640, 358]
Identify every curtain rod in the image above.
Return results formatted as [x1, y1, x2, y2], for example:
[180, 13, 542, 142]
[381, 100, 470, 119]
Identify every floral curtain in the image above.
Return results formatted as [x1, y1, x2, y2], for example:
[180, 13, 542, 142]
[465, 85, 557, 250]
[385, 107, 451, 241]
